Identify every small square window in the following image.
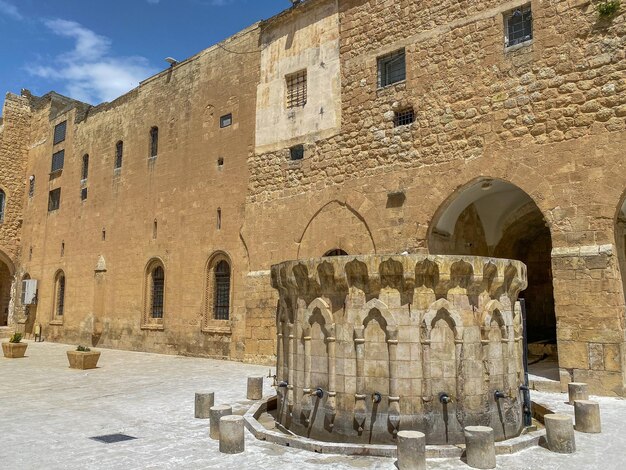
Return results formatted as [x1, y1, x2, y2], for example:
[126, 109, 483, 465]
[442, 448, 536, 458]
[286, 70, 307, 108]
[290, 145, 304, 161]
[394, 108, 415, 127]
[48, 188, 61, 212]
[378, 49, 406, 88]
[220, 114, 232, 128]
[505, 5, 532, 48]
[53, 121, 67, 145]
[80, 187, 88, 201]
[51, 150, 65, 173]
[217, 157, 224, 167]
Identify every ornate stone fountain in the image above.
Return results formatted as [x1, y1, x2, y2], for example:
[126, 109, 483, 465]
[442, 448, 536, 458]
[270, 254, 528, 445]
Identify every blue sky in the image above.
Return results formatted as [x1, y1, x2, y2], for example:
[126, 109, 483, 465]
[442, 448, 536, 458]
[0, 0, 287, 106]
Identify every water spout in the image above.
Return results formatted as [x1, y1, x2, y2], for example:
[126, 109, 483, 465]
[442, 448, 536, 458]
[439, 392, 452, 405]
[372, 392, 382, 404]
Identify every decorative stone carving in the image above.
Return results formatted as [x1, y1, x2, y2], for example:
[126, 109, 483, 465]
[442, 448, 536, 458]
[271, 254, 527, 444]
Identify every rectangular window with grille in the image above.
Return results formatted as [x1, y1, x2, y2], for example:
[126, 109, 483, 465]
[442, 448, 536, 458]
[151, 268, 165, 319]
[51, 150, 65, 173]
[394, 108, 415, 127]
[378, 49, 406, 88]
[214, 280, 230, 320]
[53, 121, 67, 145]
[290, 144, 304, 161]
[286, 70, 307, 108]
[505, 5, 532, 47]
[28, 176, 35, 198]
[57, 277, 65, 316]
[80, 187, 88, 201]
[48, 188, 61, 212]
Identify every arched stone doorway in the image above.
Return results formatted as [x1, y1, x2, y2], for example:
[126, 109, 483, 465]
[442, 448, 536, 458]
[0, 250, 15, 327]
[428, 178, 557, 370]
[615, 199, 626, 306]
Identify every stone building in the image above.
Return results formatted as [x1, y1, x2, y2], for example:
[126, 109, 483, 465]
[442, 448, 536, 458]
[0, 0, 625, 396]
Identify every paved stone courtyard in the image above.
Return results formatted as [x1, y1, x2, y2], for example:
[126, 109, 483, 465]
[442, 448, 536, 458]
[2, 341, 625, 469]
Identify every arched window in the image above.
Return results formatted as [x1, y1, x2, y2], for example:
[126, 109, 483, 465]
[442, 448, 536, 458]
[214, 260, 230, 320]
[54, 271, 66, 317]
[143, 259, 165, 327]
[0, 189, 5, 223]
[149, 127, 158, 158]
[81, 154, 89, 180]
[115, 141, 123, 169]
[204, 254, 232, 327]
[151, 266, 164, 318]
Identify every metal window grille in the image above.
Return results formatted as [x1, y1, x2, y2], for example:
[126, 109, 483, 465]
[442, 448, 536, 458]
[290, 145, 304, 161]
[394, 108, 415, 127]
[81, 154, 89, 180]
[506, 6, 532, 47]
[150, 127, 158, 157]
[115, 141, 123, 169]
[214, 260, 230, 320]
[56, 275, 65, 316]
[378, 49, 406, 87]
[53, 121, 67, 145]
[286, 70, 307, 108]
[151, 266, 164, 318]
[220, 114, 232, 128]
[28, 176, 35, 198]
[0, 190, 5, 223]
[51, 150, 65, 173]
[80, 187, 88, 201]
[48, 188, 61, 212]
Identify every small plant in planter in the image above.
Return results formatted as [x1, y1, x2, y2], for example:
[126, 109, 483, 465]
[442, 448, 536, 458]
[67, 344, 101, 370]
[597, 0, 621, 17]
[2, 332, 28, 358]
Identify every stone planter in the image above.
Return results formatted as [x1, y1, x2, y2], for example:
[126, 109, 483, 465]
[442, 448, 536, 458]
[67, 350, 101, 369]
[2, 342, 28, 358]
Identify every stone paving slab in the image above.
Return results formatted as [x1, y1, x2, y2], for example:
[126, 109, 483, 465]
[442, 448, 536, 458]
[1, 341, 625, 469]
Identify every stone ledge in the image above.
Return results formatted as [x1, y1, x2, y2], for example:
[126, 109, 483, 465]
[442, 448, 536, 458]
[551, 244, 613, 258]
[243, 395, 546, 458]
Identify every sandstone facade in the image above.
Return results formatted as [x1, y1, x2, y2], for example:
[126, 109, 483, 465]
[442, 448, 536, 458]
[0, 0, 625, 395]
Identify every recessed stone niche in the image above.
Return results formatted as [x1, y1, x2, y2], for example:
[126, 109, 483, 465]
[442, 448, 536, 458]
[271, 254, 528, 445]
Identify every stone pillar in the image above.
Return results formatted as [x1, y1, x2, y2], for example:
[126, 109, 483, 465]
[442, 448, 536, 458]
[396, 430, 426, 470]
[194, 392, 215, 419]
[544, 414, 576, 453]
[247, 376, 263, 400]
[574, 400, 601, 433]
[209, 405, 232, 440]
[219, 415, 245, 454]
[568, 382, 589, 405]
[464, 426, 496, 469]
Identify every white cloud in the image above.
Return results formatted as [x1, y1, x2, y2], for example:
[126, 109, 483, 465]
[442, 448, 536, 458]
[146, 0, 160, 4]
[0, 0, 22, 20]
[28, 19, 158, 104]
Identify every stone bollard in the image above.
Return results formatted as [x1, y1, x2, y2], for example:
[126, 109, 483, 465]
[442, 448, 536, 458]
[574, 400, 601, 433]
[209, 405, 233, 440]
[396, 430, 426, 470]
[219, 415, 245, 454]
[247, 376, 264, 400]
[544, 413, 576, 453]
[194, 392, 215, 419]
[568, 382, 589, 405]
[464, 426, 496, 469]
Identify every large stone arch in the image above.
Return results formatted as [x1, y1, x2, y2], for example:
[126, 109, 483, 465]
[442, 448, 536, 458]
[426, 177, 557, 367]
[0, 248, 15, 327]
[297, 200, 376, 258]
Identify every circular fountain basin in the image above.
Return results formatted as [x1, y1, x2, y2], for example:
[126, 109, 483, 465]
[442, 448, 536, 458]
[270, 254, 528, 445]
